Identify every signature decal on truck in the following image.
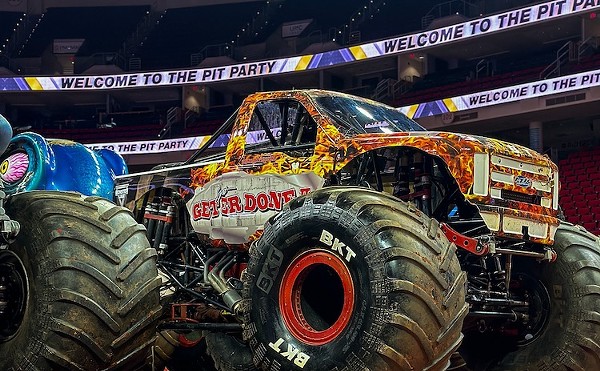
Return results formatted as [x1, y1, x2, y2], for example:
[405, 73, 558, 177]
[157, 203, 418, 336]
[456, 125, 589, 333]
[192, 187, 309, 220]
[187, 171, 324, 243]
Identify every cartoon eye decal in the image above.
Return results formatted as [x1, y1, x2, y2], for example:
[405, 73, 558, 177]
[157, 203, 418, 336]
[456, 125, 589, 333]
[0, 152, 29, 183]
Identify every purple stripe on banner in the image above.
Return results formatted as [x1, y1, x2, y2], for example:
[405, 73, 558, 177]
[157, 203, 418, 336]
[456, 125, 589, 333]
[414, 104, 426, 119]
[278, 59, 288, 73]
[436, 101, 449, 114]
[373, 43, 384, 55]
[50, 77, 60, 89]
[414, 101, 448, 118]
[14, 78, 30, 91]
[0, 78, 21, 91]
[313, 50, 348, 68]
[307, 54, 322, 69]
[340, 48, 354, 62]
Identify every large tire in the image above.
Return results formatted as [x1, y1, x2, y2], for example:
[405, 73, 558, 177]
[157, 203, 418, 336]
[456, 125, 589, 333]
[153, 330, 218, 371]
[205, 332, 256, 371]
[490, 223, 600, 370]
[242, 187, 468, 371]
[0, 191, 162, 370]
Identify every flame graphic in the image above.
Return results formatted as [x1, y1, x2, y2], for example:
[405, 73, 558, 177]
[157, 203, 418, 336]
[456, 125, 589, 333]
[183, 90, 558, 245]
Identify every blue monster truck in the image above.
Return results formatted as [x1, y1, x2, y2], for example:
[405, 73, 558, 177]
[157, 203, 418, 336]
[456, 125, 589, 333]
[0, 115, 160, 370]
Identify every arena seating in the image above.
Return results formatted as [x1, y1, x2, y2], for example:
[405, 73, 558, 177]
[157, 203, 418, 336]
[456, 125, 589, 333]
[17, 6, 149, 58]
[0, 12, 22, 48]
[393, 47, 561, 107]
[137, 2, 263, 69]
[559, 148, 600, 235]
[246, 0, 362, 44]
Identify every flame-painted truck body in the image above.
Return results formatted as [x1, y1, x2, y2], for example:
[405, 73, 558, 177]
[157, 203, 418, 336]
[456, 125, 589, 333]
[112, 90, 599, 371]
[0, 124, 161, 370]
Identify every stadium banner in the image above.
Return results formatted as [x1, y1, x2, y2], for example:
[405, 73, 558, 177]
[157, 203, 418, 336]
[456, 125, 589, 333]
[1, 0, 598, 91]
[86, 135, 211, 155]
[398, 68, 600, 119]
[85, 128, 277, 154]
[86, 66, 600, 154]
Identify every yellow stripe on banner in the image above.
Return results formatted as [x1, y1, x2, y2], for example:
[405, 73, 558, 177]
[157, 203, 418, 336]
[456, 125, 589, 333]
[198, 137, 211, 148]
[25, 77, 43, 91]
[349, 46, 367, 60]
[443, 98, 458, 112]
[406, 104, 419, 119]
[295, 55, 313, 71]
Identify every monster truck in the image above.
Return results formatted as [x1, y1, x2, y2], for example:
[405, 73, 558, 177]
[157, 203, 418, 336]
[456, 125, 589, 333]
[0, 118, 161, 370]
[115, 89, 600, 371]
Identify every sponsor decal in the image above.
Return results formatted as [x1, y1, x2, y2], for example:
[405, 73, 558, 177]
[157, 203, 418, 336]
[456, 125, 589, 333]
[319, 229, 356, 262]
[256, 246, 283, 295]
[515, 175, 533, 187]
[268, 338, 310, 368]
[364, 120, 389, 129]
[114, 183, 129, 206]
[186, 171, 324, 243]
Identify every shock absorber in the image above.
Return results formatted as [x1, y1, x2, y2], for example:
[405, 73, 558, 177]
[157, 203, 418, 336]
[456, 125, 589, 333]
[144, 197, 160, 243]
[394, 151, 410, 198]
[413, 152, 432, 214]
[421, 156, 432, 215]
[153, 197, 173, 251]
[491, 254, 507, 293]
[158, 204, 175, 251]
[0, 276, 7, 315]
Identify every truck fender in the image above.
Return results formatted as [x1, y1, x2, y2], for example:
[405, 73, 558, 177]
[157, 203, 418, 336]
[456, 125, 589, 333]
[0, 132, 127, 199]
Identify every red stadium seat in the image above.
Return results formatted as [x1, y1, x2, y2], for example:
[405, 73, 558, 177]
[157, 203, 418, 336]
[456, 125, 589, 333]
[571, 161, 585, 169]
[560, 195, 572, 204]
[583, 222, 596, 231]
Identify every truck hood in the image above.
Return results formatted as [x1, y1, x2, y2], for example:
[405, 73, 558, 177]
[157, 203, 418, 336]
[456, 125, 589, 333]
[338, 131, 560, 244]
[345, 131, 554, 168]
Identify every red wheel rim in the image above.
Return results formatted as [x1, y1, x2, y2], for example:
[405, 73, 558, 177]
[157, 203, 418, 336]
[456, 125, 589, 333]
[279, 250, 355, 346]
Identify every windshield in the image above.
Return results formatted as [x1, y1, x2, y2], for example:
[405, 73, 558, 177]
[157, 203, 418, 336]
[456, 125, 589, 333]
[314, 94, 424, 136]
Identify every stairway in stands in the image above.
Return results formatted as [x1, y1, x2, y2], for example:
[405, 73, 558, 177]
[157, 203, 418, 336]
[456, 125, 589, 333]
[559, 148, 600, 235]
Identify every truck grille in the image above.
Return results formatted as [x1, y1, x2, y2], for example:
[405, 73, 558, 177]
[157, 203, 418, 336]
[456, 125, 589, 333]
[501, 189, 541, 205]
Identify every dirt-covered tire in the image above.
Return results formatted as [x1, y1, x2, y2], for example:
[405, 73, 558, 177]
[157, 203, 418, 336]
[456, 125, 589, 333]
[152, 330, 219, 371]
[205, 332, 256, 371]
[491, 223, 600, 370]
[242, 187, 468, 371]
[152, 330, 181, 370]
[0, 191, 162, 370]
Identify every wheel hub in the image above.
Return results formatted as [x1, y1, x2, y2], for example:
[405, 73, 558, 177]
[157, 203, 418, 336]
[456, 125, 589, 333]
[511, 272, 551, 345]
[0, 250, 28, 342]
[279, 250, 354, 346]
